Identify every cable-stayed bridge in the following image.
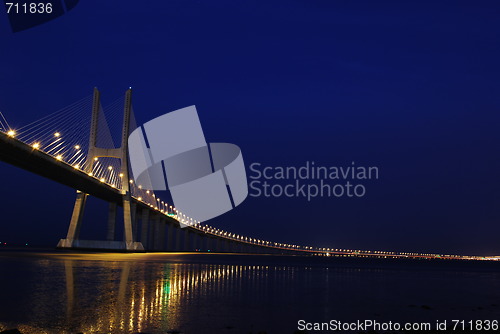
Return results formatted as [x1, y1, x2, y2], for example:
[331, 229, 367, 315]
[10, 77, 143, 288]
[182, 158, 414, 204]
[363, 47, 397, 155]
[0, 88, 490, 260]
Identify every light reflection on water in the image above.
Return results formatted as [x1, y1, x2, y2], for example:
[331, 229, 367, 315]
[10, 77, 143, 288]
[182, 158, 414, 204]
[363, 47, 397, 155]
[0, 252, 500, 333]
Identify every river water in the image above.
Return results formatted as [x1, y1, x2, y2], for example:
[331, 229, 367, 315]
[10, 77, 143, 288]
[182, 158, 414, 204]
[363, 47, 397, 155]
[0, 250, 499, 333]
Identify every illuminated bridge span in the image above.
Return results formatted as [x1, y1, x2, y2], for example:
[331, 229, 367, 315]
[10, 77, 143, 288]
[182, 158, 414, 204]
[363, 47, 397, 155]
[0, 89, 491, 260]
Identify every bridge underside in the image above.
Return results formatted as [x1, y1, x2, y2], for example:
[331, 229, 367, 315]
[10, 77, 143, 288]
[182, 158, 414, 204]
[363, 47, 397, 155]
[0, 132, 123, 203]
[57, 204, 298, 255]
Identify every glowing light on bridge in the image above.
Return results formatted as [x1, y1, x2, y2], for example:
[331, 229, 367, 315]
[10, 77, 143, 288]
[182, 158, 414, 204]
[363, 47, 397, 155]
[1, 94, 493, 261]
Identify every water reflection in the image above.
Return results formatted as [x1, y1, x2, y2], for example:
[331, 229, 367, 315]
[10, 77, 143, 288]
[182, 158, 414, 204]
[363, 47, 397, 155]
[1, 253, 500, 334]
[15, 256, 299, 333]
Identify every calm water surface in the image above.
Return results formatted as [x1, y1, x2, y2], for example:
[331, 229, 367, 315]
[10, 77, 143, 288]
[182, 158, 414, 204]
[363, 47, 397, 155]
[0, 250, 500, 333]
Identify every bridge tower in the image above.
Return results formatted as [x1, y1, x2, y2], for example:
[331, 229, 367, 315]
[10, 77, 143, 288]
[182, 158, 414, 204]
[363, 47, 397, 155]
[58, 88, 144, 251]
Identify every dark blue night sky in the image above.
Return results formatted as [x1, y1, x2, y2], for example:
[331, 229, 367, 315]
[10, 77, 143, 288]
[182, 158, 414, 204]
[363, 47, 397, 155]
[0, 1, 499, 255]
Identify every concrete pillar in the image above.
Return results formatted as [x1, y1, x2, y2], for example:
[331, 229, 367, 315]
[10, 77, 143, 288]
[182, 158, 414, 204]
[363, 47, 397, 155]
[66, 191, 87, 241]
[106, 202, 117, 241]
[166, 224, 174, 251]
[184, 229, 191, 251]
[198, 234, 203, 250]
[237, 242, 244, 253]
[151, 214, 159, 250]
[208, 237, 215, 252]
[122, 195, 134, 248]
[175, 226, 182, 251]
[192, 233, 198, 251]
[158, 218, 166, 250]
[131, 203, 137, 242]
[157, 217, 165, 250]
[141, 209, 149, 249]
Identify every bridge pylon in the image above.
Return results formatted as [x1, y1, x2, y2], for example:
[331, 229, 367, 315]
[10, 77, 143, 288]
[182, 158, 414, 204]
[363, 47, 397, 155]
[57, 88, 144, 251]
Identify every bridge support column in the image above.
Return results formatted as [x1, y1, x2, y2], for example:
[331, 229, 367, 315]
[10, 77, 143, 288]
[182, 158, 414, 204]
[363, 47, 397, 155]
[197, 234, 203, 250]
[158, 218, 166, 251]
[131, 203, 137, 242]
[200, 234, 206, 251]
[140, 209, 149, 249]
[184, 229, 191, 251]
[207, 237, 214, 252]
[60, 191, 87, 246]
[166, 224, 174, 251]
[237, 242, 244, 253]
[152, 214, 161, 250]
[106, 202, 117, 241]
[122, 195, 134, 249]
[57, 88, 144, 252]
[175, 226, 182, 251]
[192, 233, 199, 251]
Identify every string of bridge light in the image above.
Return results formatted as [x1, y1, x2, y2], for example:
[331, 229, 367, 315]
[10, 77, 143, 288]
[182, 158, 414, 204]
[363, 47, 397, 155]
[0, 103, 491, 260]
[2, 127, 491, 259]
[2, 99, 316, 252]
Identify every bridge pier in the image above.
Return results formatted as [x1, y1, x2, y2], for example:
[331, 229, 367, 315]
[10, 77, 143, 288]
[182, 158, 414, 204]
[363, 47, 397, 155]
[58, 89, 144, 252]
[196, 234, 203, 251]
[140, 209, 149, 248]
[6, 88, 308, 255]
[184, 229, 191, 251]
[122, 195, 135, 249]
[193, 233, 200, 251]
[150, 214, 157, 250]
[131, 203, 137, 241]
[206, 237, 213, 252]
[175, 226, 182, 251]
[156, 218, 162, 250]
[58, 191, 87, 248]
[166, 223, 174, 251]
[236, 241, 243, 253]
[107, 203, 117, 241]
